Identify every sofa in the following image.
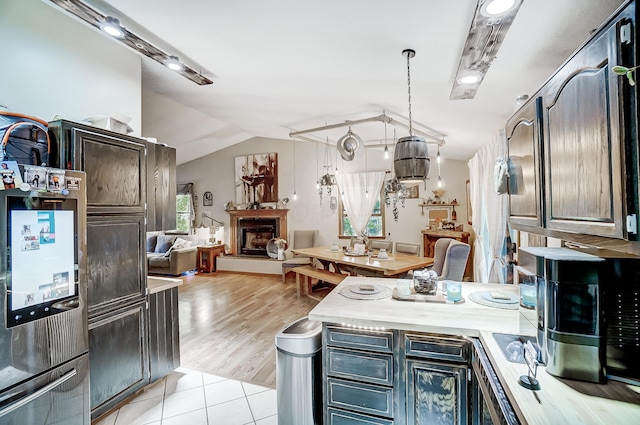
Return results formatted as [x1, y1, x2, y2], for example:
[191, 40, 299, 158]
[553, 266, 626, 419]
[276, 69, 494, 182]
[146, 232, 202, 275]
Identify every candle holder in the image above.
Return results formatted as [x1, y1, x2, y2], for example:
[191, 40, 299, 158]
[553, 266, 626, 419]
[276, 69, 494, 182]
[518, 340, 541, 391]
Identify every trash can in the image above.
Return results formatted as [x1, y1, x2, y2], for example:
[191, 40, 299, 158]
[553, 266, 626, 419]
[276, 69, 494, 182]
[275, 317, 322, 425]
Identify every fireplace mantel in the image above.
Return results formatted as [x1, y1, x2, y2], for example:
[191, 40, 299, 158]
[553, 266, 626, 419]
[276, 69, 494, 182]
[227, 209, 289, 256]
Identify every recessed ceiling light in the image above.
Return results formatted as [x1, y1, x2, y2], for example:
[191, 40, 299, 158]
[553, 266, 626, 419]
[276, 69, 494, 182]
[100, 16, 124, 38]
[481, 0, 520, 17]
[458, 75, 481, 84]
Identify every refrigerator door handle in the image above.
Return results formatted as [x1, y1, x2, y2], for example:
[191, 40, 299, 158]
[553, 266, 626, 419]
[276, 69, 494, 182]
[0, 369, 77, 418]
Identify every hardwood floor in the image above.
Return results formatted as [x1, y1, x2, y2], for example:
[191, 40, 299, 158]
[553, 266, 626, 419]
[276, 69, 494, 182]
[176, 271, 326, 389]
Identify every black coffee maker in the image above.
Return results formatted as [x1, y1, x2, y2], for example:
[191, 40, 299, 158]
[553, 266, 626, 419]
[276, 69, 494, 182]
[519, 247, 606, 384]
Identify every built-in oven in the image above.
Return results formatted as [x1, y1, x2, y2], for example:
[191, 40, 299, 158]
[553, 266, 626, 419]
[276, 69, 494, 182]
[470, 339, 520, 425]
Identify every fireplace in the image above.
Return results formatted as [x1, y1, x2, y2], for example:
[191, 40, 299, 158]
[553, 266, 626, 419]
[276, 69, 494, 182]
[238, 218, 278, 256]
[227, 209, 289, 256]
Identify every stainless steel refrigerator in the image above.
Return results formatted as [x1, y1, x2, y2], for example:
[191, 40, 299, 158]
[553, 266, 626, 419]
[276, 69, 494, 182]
[0, 169, 89, 425]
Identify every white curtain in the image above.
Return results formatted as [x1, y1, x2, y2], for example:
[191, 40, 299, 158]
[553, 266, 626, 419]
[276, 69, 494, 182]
[337, 171, 385, 236]
[467, 130, 509, 283]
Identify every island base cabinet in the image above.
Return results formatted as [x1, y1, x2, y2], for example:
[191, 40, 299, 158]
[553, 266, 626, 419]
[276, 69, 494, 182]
[327, 407, 394, 425]
[406, 360, 468, 425]
[327, 377, 394, 418]
[323, 324, 473, 425]
[149, 287, 180, 383]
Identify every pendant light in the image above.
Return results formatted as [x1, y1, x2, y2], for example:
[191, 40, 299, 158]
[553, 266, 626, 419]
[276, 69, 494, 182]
[316, 139, 320, 190]
[292, 137, 297, 200]
[384, 119, 389, 160]
[436, 146, 442, 187]
[394, 49, 430, 183]
[365, 146, 369, 198]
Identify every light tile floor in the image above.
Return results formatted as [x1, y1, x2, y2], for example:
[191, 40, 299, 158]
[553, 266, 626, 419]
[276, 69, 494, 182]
[94, 367, 277, 425]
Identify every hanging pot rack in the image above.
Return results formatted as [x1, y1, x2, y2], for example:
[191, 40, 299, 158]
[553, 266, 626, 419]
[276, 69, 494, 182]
[288, 112, 446, 146]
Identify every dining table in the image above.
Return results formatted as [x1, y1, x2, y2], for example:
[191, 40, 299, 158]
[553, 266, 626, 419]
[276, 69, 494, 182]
[291, 246, 434, 277]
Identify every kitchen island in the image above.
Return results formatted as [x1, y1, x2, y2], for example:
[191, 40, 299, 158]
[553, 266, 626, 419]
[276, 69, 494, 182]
[308, 277, 640, 425]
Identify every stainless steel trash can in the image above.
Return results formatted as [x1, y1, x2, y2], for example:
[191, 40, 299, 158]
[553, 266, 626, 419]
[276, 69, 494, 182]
[275, 317, 322, 425]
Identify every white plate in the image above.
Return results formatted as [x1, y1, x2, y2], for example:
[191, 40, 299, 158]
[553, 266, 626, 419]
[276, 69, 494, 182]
[349, 285, 382, 295]
[482, 292, 519, 304]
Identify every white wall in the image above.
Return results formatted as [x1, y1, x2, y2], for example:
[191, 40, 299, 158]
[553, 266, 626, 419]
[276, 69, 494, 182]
[0, 0, 142, 135]
[177, 137, 471, 250]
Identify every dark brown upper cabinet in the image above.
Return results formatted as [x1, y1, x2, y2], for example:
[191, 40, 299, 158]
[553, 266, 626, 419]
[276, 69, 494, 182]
[541, 11, 631, 239]
[507, 96, 544, 229]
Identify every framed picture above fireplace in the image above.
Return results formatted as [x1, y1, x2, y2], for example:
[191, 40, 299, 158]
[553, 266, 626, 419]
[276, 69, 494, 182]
[234, 152, 278, 206]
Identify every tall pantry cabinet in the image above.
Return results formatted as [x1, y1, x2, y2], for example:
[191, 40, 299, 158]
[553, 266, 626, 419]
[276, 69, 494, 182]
[48, 120, 176, 419]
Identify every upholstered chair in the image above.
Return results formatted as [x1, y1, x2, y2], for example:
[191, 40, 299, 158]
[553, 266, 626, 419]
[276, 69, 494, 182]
[430, 238, 470, 281]
[281, 229, 320, 283]
[431, 238, 454, 275]
[440, 240, 471, 281]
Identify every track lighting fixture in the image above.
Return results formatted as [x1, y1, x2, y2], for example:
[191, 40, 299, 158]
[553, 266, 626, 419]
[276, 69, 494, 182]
[450, 0, 523, 99]
[46, 0, 213, 85]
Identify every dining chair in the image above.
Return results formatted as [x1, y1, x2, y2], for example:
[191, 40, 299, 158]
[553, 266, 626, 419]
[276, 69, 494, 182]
[430, 238, 470, 281]
[349, 236, 364, 247]
[394, 242, 421, 256]
[431, 238, 454, 275]
[281, 229, 320, 283]
[368, 239, 394, 253]
[440, 240, 471, 281]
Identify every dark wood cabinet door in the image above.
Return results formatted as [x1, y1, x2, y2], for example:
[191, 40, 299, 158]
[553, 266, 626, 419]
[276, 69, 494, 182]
[72, 127, 147, 215]
[86, 215, 146, 318]
[149, 287, 180, 383]
[147, 143, 177, 231]
[507, 96, 543, 228]
[542, 21, 626, 238]
[406, 360, 467, 425]
[88, 302, 149, 420]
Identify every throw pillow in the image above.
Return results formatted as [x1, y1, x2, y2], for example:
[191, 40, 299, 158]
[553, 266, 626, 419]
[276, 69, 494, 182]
[146, 234, 158, 253]
[155, 235, 175, 254]
[164, 237, 193, 257]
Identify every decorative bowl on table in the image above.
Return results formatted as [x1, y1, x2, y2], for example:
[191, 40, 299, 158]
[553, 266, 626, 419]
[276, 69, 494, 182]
[413, 270, 438, 295]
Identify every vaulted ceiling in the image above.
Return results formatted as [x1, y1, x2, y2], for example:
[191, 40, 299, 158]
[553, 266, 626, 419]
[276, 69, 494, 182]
[55, 0, 626, 164]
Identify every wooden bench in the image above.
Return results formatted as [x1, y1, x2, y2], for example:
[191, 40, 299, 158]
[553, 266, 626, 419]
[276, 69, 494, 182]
[294, 265, 346, 300]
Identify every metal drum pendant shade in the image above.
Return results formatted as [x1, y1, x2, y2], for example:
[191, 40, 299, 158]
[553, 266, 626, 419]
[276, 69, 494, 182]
[394, 135, 430, 183]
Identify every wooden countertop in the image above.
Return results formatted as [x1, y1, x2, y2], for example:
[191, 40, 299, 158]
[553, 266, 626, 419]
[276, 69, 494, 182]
[308, 277, 533, 337]
[480, 330, 640, 425]
[147, 276, 182, 294]
[309, 277, 640, 425]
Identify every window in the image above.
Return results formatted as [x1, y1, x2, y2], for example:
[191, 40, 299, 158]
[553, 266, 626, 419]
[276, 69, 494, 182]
[176, 194, 192, 233]
[339, 189, 385, 238]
